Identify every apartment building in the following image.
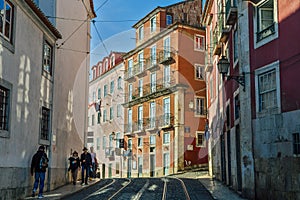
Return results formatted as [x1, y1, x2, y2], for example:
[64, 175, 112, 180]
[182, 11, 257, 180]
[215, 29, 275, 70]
[89, 52, 126, 178]
[203, 0, 300, 199]
[122, 0, 208, 178]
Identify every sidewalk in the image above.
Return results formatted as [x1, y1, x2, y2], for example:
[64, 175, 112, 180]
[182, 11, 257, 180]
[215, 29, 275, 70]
[24, 178, 101, 200]
[197, 174, 247, 200]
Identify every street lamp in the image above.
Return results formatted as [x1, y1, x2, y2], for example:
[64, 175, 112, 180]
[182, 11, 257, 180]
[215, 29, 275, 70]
[217, 56, 245, 91]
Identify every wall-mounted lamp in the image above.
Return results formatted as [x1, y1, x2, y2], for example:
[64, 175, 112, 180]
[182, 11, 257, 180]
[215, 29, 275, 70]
[217, 56, 245, 91]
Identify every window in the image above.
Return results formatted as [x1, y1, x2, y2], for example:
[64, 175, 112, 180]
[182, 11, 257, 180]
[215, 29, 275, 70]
[128, 84, 133, 101]
[150, 102, 156, 128]
[164, 65, 171, 87]
[105, 59, 108, 71]
[117, 76, 122, 89]
[195, 97, 205, 116]
[138, 79, 143, 97]
[138, 25, 144, 41]
[109, 134, 113, 148]
[163, 132, 170, 144]
[0, 0, 14, 42]
[195, 64, 205, 80]
[293, 133, 300, 155]
[150, 73, 156, 93]
[43, 41, 53, 75]
[102, 136, 106, 150]
[128, 59, 133, 77]
[92, 91, 96, 102]
[194, 35, 205, 51]
[103, 109, 107, 122]
[116, 162, 120, 174]
[166, 14, 173, 25]
[96, 137, 100, 150]
[110, 107, 113, 120]
[110, 55, 115, 67]
[128, 109, 132, 132]
[128, 138, 132, 150]
[257, 0, 274, 42]
[233, 27, 238, 63]
[234, 94, 240, 120]
[163, 98, 170, 126]
[97, 112, 101, 124]
[150, 16, 156, 32]
[0, 84, 10, 134]
[163, 37, 170, 58]
[196, 132, 205, 147]
[138, 105, 143, 131]
[41, 107, 50, 140]
[151, 45, 157, 66]
[138, 137, 143, 147]
[150, 135, 156, 145]
[91, 114, 94, 126]
[117, 104, 121, 117]
[138, 52, 144, 72]
[115, 132, 120, 147]
[104, 85, 108, 97]
[110, 80, 114, 94]
[97, 88, 101, 99]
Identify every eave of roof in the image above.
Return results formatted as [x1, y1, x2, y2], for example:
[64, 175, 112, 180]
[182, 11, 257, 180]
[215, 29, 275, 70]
[24, 0, 62, 39]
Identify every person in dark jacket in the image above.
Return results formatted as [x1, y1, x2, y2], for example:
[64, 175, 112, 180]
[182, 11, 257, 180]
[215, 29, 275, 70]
[80, 147, 92, 185]
[68, 151, 80, 185]
[31, 145, 49, 198]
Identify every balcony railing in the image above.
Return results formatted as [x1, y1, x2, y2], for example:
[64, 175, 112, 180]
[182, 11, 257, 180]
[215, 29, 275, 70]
[145, 56, 160, 72]
[225, 0, 237, 25]
[123, 77, 177, 107]
[158, 113, 174, 129]
[134, 62, 147, 78]
[124, 67, 136, 82]
[157, 50, 176, 65]
[257, 23, 275, 42]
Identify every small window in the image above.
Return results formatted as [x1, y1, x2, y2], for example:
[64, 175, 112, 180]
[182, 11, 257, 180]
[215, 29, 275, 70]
[138, 25, 144, 41]
[91, 114, 95, 126]
[150, 135, 156, 145]
[195, 97, 205, 116]
[194, 35, 205, 51]
[102, 136, 106, 150]
[110, 80, 114, 94]
[98, 88, 101, 99]
[104, 85, 108, 97]
[103, 109, 107, 122]
[258, 69, 277, 111]
[43, 41, 53, 75]
[196, 132, 205, 147]
[110, 107, 113, 120]
[234, 94, 240, 120]
[163, 132, 170, 144]
[150, 16, 156, 32]
[257, 0, 274, 42]
[110, 55, 115, 67]
[0, 85, 10, 133]
[41, 107, 50, 140]
[97, 112, 101, 124]
[138, 137, 143, 147]
[293, 133, 300, 155]
[195, 64, 205, 80]
[166, 14, 173, 25]
[117, 76, 122, 89]
[0, 0, 14, 43]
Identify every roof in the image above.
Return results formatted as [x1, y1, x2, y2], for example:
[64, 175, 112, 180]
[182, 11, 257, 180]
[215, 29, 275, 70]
[24, 0, 62, 39]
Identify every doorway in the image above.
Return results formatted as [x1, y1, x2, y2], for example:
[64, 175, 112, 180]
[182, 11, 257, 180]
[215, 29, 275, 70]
[150, 154, 155, 177]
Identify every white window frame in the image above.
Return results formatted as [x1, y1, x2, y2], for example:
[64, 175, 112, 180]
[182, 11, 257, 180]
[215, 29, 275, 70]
[255, 60, 280, 116]
[254, 0, 278, 49]
[138, 25, 144, 41]
[195, 64, 205, 80]
[194, 34, 205, 51]
[150, 16, 156, 33]
[196, 131, 205, 147]
[0, 0, 13, 42]
[195, 97, 206, 116]
[163, 132, 170, 145]
[166, 14, 172, 26]
[138, 105, 143, 131]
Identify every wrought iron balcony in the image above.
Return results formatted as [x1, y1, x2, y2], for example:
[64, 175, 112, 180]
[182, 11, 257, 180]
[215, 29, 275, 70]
[257, 23, 275, 42]
[124, 68, 136, 82]
[157, 113, 174, 130]
[157, 50, 176, 65]
[134, 62, 147, 78]
[123, 77, 177, 108]
[225, 0, 237, 25]
[145, 56, 160, 72]
[144, 117, 158, 131]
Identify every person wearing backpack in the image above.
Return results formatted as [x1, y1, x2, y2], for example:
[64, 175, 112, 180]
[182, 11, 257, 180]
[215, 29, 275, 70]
[31, 145, 49, 199]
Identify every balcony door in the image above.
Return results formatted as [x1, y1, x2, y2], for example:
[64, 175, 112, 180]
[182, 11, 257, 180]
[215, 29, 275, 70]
[163, 98, 170, 125]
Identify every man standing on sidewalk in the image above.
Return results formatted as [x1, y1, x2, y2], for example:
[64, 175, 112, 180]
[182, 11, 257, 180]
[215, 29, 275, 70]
[31, 145, 49, 199]
[80, 147, 92, 185]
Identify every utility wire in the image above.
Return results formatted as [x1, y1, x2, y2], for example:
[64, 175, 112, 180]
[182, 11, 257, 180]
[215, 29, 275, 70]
[92, 20, 109, 55]
[95, 0, 109, 13]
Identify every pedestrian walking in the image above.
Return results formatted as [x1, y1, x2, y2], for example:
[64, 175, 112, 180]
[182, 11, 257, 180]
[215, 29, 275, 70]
[90, 146, 97, 178]
[80, 147, 92, 185]
[68, 151, 80, 185]
[31, 145, 49, 199]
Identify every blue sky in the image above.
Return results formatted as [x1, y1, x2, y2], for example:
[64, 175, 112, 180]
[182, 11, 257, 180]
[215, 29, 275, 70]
[90, 0, 183, 65]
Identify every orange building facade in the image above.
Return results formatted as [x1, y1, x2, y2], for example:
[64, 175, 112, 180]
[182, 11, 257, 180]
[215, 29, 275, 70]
[122, 1, 208, 178]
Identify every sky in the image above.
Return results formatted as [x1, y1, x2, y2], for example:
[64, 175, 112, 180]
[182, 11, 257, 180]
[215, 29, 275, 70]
[90, 0, 184, 66]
